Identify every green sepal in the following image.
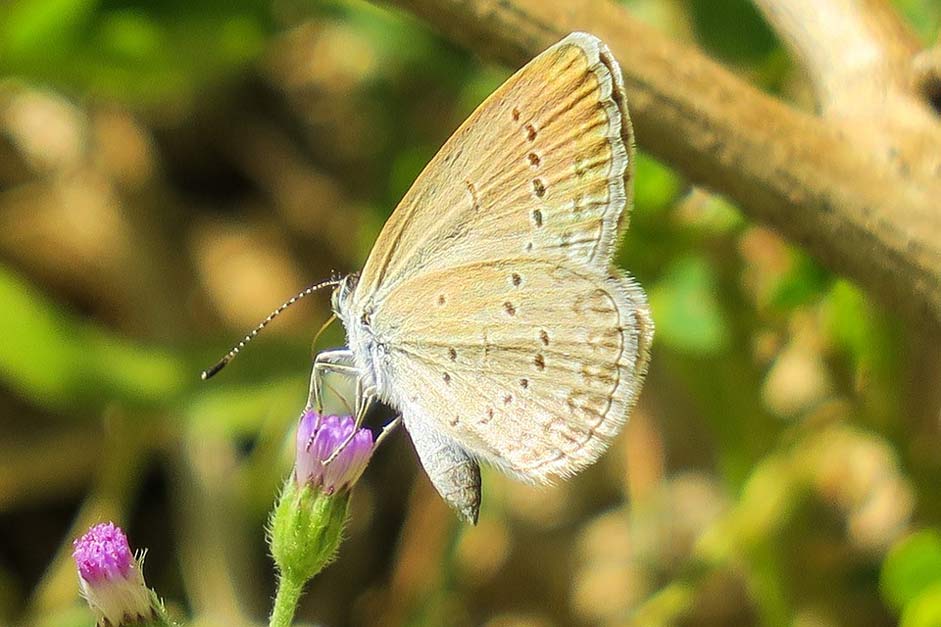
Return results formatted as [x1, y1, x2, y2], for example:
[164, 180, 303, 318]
[269, 479, 350, 585]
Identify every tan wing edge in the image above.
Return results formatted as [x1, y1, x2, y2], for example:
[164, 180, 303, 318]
[529, 271, 652, 482]
[559, 32, 636, 263]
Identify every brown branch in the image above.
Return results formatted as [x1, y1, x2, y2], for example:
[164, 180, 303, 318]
[753, 0, 921, 110]
[377, 0, 941, 327]
[753, 0, 941, 185]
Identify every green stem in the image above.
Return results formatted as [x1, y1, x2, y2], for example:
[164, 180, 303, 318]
[269, 575, 305, 627]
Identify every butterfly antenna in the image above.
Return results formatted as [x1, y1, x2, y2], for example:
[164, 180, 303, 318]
[200, 278, 343, 381]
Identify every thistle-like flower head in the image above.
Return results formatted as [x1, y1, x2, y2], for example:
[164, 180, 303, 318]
[72, 522, 153, 626]
[294, 411, 374, 494]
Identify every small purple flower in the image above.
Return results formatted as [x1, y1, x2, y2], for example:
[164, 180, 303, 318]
[72, 522, 153, 626]
[295, 411, 374, 494]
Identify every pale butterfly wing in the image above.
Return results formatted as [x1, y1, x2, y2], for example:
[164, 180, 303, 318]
[352, 32, 633, 306]
[339, 33, 652, 500]
[373, 259, 652, 481]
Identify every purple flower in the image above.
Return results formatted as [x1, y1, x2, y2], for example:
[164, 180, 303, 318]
[294, 411, 374, 494]
[72, 522, 153, 626]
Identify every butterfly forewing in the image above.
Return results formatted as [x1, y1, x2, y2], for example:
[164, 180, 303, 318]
[353, 33, 633, 307]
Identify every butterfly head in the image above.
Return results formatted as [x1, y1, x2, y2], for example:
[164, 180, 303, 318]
[331, 273, 359, 319]
[331, 271, 385, 396]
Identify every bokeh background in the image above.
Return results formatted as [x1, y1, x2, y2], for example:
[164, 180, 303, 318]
[1, 0, 940, 625]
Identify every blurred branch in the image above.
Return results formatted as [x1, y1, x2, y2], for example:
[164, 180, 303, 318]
[753, 0, 941, 190]
[365, 479, 454, 625]
[753, 0, 921, 110]
[172, 432, 254, 626]
[375, 0, 941, 327]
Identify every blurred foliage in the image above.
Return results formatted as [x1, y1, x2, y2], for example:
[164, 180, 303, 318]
[0, 0, 940, 626]
[0, 0, 269, 105]
[882, 531, 941, 616]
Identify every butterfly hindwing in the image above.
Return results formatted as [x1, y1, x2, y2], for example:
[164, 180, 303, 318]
[375, 259, 652, 482]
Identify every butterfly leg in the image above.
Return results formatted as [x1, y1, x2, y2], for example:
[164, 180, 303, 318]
[374, 415, 402, 448]
[310, 351, 387, 466]
[309, 349, 359, 414]
[321, 378, 379, 466]
[353, 379, 375, 429]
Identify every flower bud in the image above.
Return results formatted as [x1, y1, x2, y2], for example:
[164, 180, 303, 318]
[294, 411, 374, 494]
[270, 412, 375, 584]
[72, 522, 157, 627]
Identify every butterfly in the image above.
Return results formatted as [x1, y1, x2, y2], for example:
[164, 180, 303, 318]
[308, 32, 655, 524]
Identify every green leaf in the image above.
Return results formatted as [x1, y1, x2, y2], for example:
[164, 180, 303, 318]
[901, 582, 941, 627]
[826, 280, 875, 359]
[184, 376, 306, 437]
[0, 0, 97, 60]
[768, 251, 831, 310]
[388, 144, 435, 204]
[686, 0, 779, 63]
[0, 265, 185, 411]
[633, 152, 681, 218]
[882, 530, 941, 611]
[689, 195, 745, 234]
[1, 2, 270, 105]
[892, 0, 941, 43]
[648, 256, 729, 355]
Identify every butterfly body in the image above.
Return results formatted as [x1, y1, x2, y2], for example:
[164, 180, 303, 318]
[328, 32, 653, 524]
